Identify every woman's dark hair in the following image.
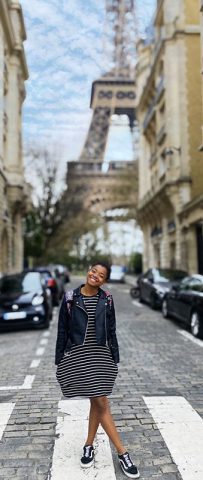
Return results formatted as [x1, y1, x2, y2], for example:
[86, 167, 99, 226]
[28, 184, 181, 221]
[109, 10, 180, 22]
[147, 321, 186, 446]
[91, 261, 111, 281]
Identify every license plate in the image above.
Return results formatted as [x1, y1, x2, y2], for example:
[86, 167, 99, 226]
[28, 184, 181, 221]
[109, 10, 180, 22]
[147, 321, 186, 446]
[3, 312, 27, 320]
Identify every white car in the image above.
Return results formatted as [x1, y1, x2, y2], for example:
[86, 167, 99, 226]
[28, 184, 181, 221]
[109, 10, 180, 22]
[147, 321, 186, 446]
[110, 265, 125, 283]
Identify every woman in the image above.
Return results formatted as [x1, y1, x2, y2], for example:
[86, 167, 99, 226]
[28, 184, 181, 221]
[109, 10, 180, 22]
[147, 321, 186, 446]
[55, 262, 140, 479]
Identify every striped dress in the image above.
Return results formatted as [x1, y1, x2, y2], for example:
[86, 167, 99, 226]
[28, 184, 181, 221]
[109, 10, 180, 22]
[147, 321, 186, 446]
[56, 293, 118, 398]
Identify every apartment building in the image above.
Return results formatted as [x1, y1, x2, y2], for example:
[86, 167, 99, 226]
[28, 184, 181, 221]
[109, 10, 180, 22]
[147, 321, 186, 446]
[0, 0, 29, 275]
[136, 0, 203, 274]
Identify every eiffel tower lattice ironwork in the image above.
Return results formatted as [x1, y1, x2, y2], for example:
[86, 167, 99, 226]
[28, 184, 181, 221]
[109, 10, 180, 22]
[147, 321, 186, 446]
[67, 0, 138, 216]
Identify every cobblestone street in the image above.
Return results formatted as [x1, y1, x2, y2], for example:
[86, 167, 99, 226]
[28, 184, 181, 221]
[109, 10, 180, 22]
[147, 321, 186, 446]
[0, 277, 203, 480]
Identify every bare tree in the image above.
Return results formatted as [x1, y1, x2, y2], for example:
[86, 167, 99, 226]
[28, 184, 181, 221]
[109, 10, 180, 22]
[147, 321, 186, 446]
[24, 146, 100, 263]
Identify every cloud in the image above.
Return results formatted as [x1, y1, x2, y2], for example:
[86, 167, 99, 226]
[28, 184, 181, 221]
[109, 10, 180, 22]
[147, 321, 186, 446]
[21, 0, 156, 164]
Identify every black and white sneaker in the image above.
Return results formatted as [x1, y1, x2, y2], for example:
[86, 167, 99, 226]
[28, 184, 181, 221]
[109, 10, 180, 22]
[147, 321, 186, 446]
[118, 451, 140, 478]
[80, 445, 94, 468]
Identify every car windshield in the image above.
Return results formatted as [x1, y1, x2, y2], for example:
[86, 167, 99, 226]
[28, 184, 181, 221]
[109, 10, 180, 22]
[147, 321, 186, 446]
[153, 269, 187, 283]
[0, 272, 41, 294]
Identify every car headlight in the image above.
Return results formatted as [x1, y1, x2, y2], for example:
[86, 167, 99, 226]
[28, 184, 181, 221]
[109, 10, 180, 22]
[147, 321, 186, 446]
[32, 295, 44, 306]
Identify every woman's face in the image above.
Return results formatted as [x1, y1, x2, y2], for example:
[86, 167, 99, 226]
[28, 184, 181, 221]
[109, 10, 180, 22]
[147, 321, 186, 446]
[87, 265, 108, 287]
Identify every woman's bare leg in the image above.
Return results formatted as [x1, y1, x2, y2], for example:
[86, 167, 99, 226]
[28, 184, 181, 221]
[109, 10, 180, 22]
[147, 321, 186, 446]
[85, 399, 100, 446]
[85, 396, 126, 454]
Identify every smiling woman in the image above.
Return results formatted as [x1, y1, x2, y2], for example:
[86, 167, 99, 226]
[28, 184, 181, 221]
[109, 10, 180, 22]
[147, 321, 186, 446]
[55, 261, 140, 478]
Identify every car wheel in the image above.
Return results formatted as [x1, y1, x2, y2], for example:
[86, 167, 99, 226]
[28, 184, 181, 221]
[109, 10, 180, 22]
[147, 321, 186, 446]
[190, 311, 203, 338]
[130, 286, 140, 299]
[162, 298, 169, 318]
[150, 293, 157, 310]
[43, 317, 50, 329]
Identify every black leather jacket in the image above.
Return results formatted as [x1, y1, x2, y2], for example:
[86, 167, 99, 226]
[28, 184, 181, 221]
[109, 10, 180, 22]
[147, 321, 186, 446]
[55, 286, 120, 365]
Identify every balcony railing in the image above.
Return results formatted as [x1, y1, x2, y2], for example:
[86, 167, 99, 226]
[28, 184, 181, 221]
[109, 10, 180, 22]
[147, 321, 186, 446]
[143, 77, 165, 132]
[156, 124, 166, 145]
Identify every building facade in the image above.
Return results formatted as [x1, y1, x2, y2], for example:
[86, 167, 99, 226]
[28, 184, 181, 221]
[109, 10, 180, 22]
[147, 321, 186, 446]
[200, 0, 203, 150]
[136, 0, 203, 274]
[0, 0, 29, 275]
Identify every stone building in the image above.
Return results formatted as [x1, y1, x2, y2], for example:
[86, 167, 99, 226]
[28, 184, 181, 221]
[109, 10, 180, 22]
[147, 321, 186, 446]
[200, 0, 203, 150]
[136, 0, 203, 274]
[0, 0, 29, 275]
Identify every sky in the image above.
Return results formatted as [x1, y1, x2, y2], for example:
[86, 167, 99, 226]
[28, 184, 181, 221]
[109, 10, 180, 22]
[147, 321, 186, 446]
[21, 0, 156, 165]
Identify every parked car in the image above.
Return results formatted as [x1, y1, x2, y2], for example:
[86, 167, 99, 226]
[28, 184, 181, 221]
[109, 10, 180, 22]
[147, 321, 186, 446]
[28, 267, 62, 306]
[0, 271, 52, 330]
[109, 265, 125, 283]
[138, 268, 188, 309]
[53, 264, 70, 283]
[162, 274, 203, 338]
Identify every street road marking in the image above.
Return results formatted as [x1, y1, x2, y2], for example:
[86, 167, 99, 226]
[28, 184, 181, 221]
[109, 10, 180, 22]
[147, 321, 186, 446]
[36, 347, 45, 356]
[50, 399, 116, 480]
[30, 359, 41, 369]
[0, 403, 15, 440]
[132, 300, 143, 308]
[21, 375, 35, 389]
[42, 331, 50, 337]
[118, 288, 130, 294]
[39, 338, 48, 346]
[178, 330, 203, 348]
[143, 396, 203, 480]
[0, 375, 35, 391]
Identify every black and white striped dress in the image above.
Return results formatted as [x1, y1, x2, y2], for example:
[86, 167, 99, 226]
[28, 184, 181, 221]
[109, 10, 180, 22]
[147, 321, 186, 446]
[56, 293, 118, 398]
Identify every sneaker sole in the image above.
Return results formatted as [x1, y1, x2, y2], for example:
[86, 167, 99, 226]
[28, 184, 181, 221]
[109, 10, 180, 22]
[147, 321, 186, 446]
[80, 458, 94, 468]
[120, 463, 140, 479]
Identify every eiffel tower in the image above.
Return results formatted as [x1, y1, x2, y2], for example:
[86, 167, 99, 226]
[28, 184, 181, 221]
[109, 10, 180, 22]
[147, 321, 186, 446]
[67, 0, 138, 216]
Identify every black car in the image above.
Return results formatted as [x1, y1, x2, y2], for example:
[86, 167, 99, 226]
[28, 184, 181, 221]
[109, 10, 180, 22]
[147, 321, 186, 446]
[138, 268, 188, 309]
[53, 264, 70, 284]
[162, 274, 203, 339]
[0, 271, 52, 330]
[27, 267, 61, 306]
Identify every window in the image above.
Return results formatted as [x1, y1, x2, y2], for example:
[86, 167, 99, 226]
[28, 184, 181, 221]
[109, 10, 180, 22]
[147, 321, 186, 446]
[188, 278, 203, 292]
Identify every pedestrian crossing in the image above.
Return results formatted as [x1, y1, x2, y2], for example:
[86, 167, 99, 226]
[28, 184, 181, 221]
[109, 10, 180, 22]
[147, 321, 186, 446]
[49, 399, 116, 480]
[0, 403, 15, 440]
[143, 396, 203, 480]
[1, 396, 203, 479]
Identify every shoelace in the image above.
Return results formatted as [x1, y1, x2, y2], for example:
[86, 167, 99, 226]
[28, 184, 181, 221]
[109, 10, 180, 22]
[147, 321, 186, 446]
[123, 453, 133, 468]
[84, 446, 91, 458]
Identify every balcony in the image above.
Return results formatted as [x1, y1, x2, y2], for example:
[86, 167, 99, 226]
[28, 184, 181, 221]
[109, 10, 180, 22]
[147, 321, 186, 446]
[143, 102, 156, 132]
[156, 124, 166, 145]
[143, 77, 165, 132]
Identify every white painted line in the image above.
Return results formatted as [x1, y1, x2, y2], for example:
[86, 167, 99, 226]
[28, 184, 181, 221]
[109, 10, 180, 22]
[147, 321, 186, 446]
[30, 359, 41, 369]
[118, 288, 130, 294]
[0, 403, 15, 440]
[178, 330, 203, 348]
[36, 347, 45, 356]
[21, 375, 35, 389]
[50, 399, 116, 480]
[143, 396, 203, 480]
[42, 331, 50, 337]
[0, 375, 35, 391]
[39, 338, 48, 346]
[132, 300, 143, 308]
